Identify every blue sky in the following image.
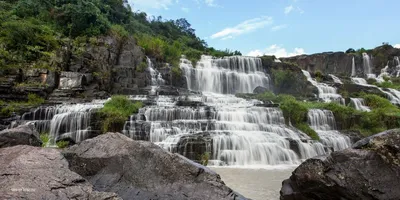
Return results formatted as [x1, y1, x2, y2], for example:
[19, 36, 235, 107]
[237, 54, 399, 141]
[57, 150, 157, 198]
[128, 0, 400, 57]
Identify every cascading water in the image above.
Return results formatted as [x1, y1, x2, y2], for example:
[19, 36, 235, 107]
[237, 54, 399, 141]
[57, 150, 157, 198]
[147, 57, 165, 95]
[329, 74, 343, 84]
[395, 56, 400, 77]
[351, 57, 356, 77]
[302, 70, 344, 104]
[17, 101, 105, 146]
[308, 109, 351, 152]
[124, 56, 327, 167]
[363, 53, 373, 75]
[351, 77, 400, 104]
[349, 98, 370, 112]
[180, 55, 271, 94]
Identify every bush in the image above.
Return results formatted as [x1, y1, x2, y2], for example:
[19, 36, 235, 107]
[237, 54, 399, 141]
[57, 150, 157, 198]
[199, 152, 210, 166]
[171, 66, 182, 77]
[136, 61, 148, 73]
[100, 95, 143, 133]
[296, 123, 320, 140]
[40, 133, 50, 147]
[56, 140, 69, 149]
[278, 95, 308, 125]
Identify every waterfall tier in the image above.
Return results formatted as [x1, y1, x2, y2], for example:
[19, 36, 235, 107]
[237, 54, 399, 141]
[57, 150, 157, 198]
[349, 98, 371, 112]
[302, 70, 344, 104]
[308, 109, 351, 152]
[180, 56, 271, 94]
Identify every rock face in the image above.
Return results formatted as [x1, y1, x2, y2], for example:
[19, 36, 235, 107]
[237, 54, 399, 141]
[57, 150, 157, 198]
[0, 145, 120, 200]
[0, 124, 41, 148]
[63, 132, 246, 200]
[280, 129, 400, 200]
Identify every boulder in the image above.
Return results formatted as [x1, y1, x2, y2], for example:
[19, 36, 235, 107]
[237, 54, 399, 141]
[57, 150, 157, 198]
[0, 124, 41, 148]
[63, 133, 247, 200]
[0, 145, 121, 200]
[253, 86, 269, 94]
[280, 129, 400, 200]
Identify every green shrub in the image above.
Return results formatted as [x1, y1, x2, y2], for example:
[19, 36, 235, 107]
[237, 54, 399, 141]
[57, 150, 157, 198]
[110, 24, 129, 40]
[363, 94, 395, 109]
[366, 78, 377, 85]
[136, 61, 148, 73]
[56, 140, 69, 149]
[40, 133, 50, 147]
[296, 123, 320, 140]
[199, 152, 210, 166]
[171, 66, 182, 77]
[278, 95, 308, 125]
[100, 95, 143, 133]
[256, 92, 277, 102]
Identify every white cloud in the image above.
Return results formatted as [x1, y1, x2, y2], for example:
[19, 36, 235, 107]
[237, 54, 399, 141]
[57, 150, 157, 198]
[181, 7, 189, 12]
[211, 16, 273, 40]
[247, 45, 306, 58]
[128, 0, 173, 10]
[297, 7, 305, 14]
[284, 5, 294, 14]
[271, 24, 288, 31]
[204, 0, 217, 7]
[394, 44, 400, 48]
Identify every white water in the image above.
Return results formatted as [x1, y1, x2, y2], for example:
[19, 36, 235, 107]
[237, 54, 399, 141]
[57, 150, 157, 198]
[20, 101, 106, 145]
[180, 55, 271, 94]
[308, 109, 351, 152]
[302, 70, 344, 104]
[351, 77, 400, 104]
[349, 98, 370, 112]
[147, 57, 165, 95]
[329, 74, 343, 84]
[124, 56, 329, 167]
[351, 57, 356, 77]
[395, 57, 400, 77]
[363, 53, 373, 75]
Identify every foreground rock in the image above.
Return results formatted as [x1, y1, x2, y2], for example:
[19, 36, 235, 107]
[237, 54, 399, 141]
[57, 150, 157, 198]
[0, 145, 120, 200]
[0, 124, 41, 148]
[63, 133, 246, 200]
[280, 129, 400, 200]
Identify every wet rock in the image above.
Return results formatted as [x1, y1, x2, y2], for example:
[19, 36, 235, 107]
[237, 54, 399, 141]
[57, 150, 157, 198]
[253, 86, 269, 94]
[63, 133, 247, 200]
[0, 145, 121, 200]
[0, 124, 41, 148]
[280, 129, 400, 200]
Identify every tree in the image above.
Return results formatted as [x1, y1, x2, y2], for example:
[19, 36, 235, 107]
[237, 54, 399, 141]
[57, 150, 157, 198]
[345, 48, 356, 54]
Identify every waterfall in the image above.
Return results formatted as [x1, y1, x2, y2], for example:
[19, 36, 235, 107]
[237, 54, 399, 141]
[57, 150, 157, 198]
[147, 57, 165, 95]
[351, 77, 400, 104]
[19, 102, 105, 146]
[123, 56, 332, 167]
[363, 53, 373, 75]
[395, 57, 400, 77]
[329, 74, 343, 84]
[302, 70, 344, 104]
[349, 98, 370, 112]
[180, 55, 271, 94]
[308, 109, 351, 152]
[351, 57, 356, 77]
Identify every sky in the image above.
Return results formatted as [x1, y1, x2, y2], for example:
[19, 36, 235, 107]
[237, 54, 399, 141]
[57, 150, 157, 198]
[127, 0, 400, 58]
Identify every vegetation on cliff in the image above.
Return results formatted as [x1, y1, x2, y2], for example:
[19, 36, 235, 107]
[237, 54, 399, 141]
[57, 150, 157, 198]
[0, 0, 240, 71]
[0, 94, 45, 117]
[248, 91, 400, 139]
[100, 95, 143, 133]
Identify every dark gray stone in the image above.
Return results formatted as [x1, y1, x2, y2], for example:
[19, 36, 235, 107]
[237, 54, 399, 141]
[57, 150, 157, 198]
[0, 145, 121, 200]
[0, 124, 42, 148]
[280, 129, 400, 200]
[63, 133, 247, 200]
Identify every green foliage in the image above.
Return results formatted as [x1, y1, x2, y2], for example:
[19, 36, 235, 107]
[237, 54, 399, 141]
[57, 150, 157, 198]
[296, 123, 320, 140]
[56, 140, 69, 149]
[100, 95, 143, 133]
[0, 94, 45, 117]
[256, 91, 277, 102]
[345, 48, 356, 54]
[109, 24, 129, 40]
[356, 48, 367, 54]
[277, 95, 308, 125]
[40, 133, 50, 147]
[171, 66, 182, 77]
[199, 152, 210, 166]
[136, 61, 148, 73]
[373, 80, 400, 90]
[363, 94, 396, 109]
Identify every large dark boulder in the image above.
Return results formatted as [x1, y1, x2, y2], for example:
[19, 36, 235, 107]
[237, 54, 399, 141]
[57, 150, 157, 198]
[0, 145, 120, 200]
[280, 129, 400, 200]
[63, 132, 247, 200]
[0, 124, 41, 148]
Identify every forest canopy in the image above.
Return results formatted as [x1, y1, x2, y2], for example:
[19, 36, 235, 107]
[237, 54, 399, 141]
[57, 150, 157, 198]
[0, 0, 241, 68]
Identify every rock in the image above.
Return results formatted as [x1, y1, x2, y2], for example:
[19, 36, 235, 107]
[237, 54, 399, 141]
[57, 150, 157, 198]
[0, 145, 121, 200]
[253, 86, 269, 94]
[280, 129, 400, 200]
[0, 124, 41, 148]
[63, 133, 247, 200]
